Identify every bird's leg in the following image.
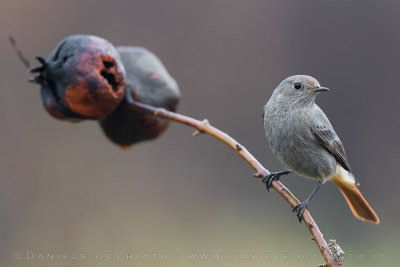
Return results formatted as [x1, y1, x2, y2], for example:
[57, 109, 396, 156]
[262, 171, 291, 191]
[292, 180, 325, 223]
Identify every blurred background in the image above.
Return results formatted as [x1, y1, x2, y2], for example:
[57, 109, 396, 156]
[0, 1, 399, 266]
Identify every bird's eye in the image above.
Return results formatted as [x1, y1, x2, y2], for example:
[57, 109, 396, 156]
[293, 82, 303, 90]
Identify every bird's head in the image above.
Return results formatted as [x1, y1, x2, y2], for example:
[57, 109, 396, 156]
[273, 75, 329, 104]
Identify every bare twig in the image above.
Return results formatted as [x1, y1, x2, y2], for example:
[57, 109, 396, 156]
[9, 36, 31, 69]
[129, 100, 342, 267]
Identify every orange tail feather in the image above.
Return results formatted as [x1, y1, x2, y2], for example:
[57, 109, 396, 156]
[331, 172, 380, 224]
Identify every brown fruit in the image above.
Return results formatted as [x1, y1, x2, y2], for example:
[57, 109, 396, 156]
[31, 35, 126, 121]
[99, 46, 180, 147]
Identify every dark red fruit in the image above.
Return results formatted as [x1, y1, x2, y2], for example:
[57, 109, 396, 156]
[99, 46, 180, 148]
[31, 35, 126, 121]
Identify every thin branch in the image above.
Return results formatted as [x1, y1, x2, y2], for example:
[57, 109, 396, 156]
[9, 36, 31, 69]
[129, 100, 342, 267]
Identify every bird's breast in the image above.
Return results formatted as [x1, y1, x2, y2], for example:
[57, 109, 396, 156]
[263, 105, 336, 179]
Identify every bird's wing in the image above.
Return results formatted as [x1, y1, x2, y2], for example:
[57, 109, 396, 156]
[310, 106, 352, 172]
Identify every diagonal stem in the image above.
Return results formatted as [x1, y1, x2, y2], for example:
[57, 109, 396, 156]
[129, 100, 342, 267]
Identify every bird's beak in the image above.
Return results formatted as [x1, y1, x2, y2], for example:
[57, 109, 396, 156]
[310, 86, 329, 93]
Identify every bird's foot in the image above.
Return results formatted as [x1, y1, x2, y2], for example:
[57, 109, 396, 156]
[262, 171, 291, 191]
[292, 201, 308, 223]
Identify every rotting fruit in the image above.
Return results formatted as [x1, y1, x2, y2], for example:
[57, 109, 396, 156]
[99, 46, 180, 148]
[30, 34, 126, 121]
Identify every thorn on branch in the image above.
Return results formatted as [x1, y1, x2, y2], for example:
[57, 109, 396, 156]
[236, 144, 243, 151]
[201, 119, 210, 126]
[252, 172, 265, 178]
[192, 130, 202, 137]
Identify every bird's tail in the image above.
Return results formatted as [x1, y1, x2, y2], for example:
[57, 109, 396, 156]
[331, 167, 380, 224]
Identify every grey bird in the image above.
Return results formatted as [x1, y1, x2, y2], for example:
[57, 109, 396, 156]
[262, 75, 379, 224]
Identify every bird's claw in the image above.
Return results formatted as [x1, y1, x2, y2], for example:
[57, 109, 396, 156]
[292, 202, 308, 223]
[262, 171, 291, 191]
[262, 174, 277, 192]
